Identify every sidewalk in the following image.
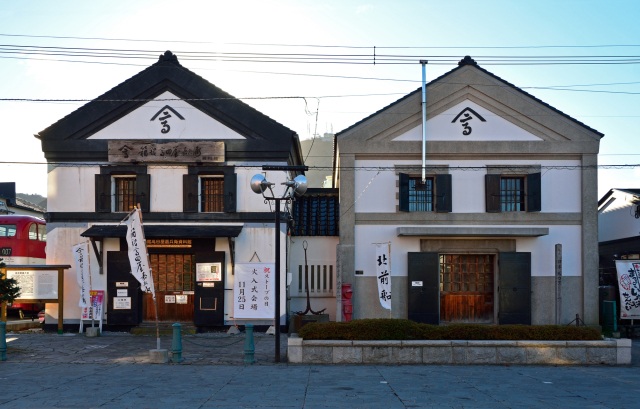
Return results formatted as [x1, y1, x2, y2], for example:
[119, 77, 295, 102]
[4, 329, 288, 365]
[2, 330, 640, 408]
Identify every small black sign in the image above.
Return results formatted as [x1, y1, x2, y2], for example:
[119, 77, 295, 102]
[0, 247, 12, 257]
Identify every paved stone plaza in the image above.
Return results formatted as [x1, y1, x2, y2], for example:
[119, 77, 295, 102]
[0, 331, 638, 408]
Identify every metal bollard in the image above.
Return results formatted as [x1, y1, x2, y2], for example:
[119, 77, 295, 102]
[0, 322, 6, 361]
[244, 324, 255, 364]
[171, 323, 183, 363]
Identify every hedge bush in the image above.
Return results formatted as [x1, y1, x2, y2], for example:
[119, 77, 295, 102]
[297, 319, 601, 341]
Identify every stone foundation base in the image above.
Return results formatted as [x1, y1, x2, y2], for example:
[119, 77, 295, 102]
[288, 338, 631, 365]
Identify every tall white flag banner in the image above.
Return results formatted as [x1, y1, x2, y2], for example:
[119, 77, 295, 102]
[125, 208, 155, 295]
[375, 243, 391, 310]
[233, 263, 275, 319]
[73, 242, 91, 308]
[615, 260, 640, 319]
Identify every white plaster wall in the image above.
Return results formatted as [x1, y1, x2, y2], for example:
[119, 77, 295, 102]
[288, 236, 339, 321]
[599, 205, 640, 242]
[234, 165, 292, 213]
[47, 165, 98, 212]
[393, 100, 542, 142]
[148, 166, 186, 212]
[45, 225, 104, 322]
[353, 159, 582, 213]
[225, 224, 287, 325]
[88, 91, 245, 140]
[353, 225, 582, 278]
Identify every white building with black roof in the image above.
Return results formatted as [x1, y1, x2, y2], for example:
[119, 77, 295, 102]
[36, 51, 305, 330]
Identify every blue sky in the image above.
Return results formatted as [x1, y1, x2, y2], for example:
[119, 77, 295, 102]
[1, 0, 638, 197]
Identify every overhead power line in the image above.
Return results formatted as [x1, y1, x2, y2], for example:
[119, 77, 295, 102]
[1, 161, 638, 171]
[2, 33, 640, 50]
[2, 43, 640, 65]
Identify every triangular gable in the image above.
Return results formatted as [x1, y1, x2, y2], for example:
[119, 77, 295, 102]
[392, 100, 542, 142]
[337, 56, 603, 150]
[36, 51, 302, 164]
[88, 91, 245, 140]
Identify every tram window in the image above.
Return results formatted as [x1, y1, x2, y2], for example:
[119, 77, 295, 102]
[29, 223, 38, 240]
[0, 224, 17, 237]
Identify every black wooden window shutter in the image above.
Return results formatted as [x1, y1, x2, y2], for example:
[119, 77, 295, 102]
[223, 170, 237, 213]
[398, 173, 410, 212]
[435, 174, 452, 213]
[95, 174, 111, 213]
[526, 172, 542, 212]
[183, 174, 199, 213]
[136, 174, 151, 212]
[485, 174, 501, 213]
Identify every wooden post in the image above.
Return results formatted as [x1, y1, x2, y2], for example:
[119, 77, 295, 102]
[1, 267, 6, 323]
[57, 267, 65, 334]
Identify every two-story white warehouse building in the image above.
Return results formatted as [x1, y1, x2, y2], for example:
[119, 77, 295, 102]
[36, 51, 305, 330]
[334, 56, 603, 326]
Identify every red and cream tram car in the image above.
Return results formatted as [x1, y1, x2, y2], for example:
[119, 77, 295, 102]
[0, 215, 46, 318]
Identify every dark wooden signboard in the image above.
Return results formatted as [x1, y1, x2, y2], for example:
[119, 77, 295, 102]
[108, 140, 225, 163]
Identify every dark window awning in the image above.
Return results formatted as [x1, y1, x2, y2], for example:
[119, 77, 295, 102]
[81, 224, 243, 239]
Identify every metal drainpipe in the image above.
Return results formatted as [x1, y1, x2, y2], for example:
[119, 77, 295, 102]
[420, 60, 428, 183]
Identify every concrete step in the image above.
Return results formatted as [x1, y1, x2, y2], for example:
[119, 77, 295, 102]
[130, 322, 197, 336]
[4, 320, 42, 332]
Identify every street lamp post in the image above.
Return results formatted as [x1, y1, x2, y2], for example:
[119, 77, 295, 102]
[250, 165, 308, 362]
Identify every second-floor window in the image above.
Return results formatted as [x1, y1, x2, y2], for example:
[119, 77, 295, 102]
[485, 170, 541, 213]
[408, 177, 434, 212]
[115, 176, 137, 212]
[500, 176, 525, 212]
[95, 166, 150, 213]
[200, 176, 224, 212]
[399, 173, 451, 213]
[183, 166, 236, 213]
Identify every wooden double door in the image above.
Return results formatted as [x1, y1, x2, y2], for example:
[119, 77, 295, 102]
[144, 253, 195, 322]
[408, 252, 531, 325]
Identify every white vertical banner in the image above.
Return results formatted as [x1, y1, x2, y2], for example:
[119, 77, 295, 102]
[73, 242, 91, 308]
[124, 208, 155, 295]
[234, 263, 275, 319]
[615, 260, 640, 319]
[375, 243, 391, 310]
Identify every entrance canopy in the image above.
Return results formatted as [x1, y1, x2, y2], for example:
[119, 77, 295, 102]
[81, 224, 243, 238]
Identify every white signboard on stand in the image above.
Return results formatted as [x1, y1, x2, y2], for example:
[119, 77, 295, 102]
[233, 263, 275, 319]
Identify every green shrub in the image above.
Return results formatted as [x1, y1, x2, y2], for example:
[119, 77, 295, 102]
[297, 319, 601, 341]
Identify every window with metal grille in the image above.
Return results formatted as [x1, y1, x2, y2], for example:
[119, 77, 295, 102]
[201, 177, 224, 212]
[500, 176, 525, 212]
[294, 264, 334, 296]
[408, 177, 434, 211]
[115, 177, 136, 212]
[149, 254, 195, 292]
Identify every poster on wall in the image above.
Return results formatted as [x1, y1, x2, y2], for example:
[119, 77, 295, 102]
[6, 270, 58, 299]
[233, 263, 275, 319]
[615, 260, 640, 319]
[196, 263, 222, 282]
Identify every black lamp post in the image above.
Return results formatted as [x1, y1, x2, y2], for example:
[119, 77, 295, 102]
[250, 165, 308, 362]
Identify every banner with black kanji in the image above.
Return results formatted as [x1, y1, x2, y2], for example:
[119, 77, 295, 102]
[233, 263, 275, 319]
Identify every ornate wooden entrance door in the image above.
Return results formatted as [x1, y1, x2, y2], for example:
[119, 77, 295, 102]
[440, 254, 495, 323]
[144, 253, 195, 322]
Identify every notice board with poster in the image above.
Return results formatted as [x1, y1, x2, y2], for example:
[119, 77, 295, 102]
[1, 265, 70, 334]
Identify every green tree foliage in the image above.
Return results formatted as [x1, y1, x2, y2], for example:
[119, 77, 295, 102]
[0, 258, 21, 303]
